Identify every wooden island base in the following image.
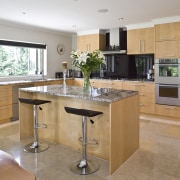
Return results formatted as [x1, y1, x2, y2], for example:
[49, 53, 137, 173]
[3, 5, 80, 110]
[19, 88, 139, 174]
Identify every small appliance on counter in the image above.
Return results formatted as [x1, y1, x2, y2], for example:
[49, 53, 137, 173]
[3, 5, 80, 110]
[55, 72, 63, 78]
[73, 70, 82, 78]
[147, 68, 154, 81]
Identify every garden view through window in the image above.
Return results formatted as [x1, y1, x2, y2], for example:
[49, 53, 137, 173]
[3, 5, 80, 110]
[0, 40, 47, 77]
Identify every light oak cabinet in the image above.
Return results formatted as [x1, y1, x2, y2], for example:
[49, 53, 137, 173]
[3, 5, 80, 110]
[91, 79, 114, 88]
[155, 40, 179, 58]
[34, 80, 63, 86]
[122, 81, 155, 114]
[127, 27, 154, 54]
[155, 22, 180, 58]
[0, 85, 12, 124]
[155, 104, 180, 118]
[155, 22, 180, 41]
[78, 33, 106, 52]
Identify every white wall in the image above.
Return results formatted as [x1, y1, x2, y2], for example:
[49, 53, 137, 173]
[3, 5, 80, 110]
[0, 23, 73, 79]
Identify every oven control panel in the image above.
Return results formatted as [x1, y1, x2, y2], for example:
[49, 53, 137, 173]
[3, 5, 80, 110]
[158, 59, 180, 64]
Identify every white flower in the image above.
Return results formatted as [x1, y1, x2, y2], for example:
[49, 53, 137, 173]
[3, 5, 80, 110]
[71, 50, 106, 72]
[77, 51, 88, 64]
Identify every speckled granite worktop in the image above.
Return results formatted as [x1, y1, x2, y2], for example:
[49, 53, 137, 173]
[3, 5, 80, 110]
[0, 78, 62, 85]
[19, 85, 138, 103]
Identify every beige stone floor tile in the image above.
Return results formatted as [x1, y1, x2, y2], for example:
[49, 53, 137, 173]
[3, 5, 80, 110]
[0, 119, 180, 179]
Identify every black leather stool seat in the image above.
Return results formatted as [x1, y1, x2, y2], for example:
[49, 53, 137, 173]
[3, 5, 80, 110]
[65, 107, 103, 117]
[19, 98, 51, 105]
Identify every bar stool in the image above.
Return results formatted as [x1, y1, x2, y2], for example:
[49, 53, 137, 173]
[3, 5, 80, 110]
[64, 106, 103, 175]
[19, 98, 51, 153]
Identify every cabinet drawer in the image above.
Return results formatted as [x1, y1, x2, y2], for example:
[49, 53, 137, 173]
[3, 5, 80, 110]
[0, 105, 12, 120]
[0, 85, 11, 92]
[139, 93, 154, 103]
[155, 104, 180, 118]
[122, 81, 154, 93]
[112, 81, 123, 89]
[139, 103, 155, 114]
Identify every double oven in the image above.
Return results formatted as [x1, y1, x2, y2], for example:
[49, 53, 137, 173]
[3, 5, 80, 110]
[155, 58, 180, 106]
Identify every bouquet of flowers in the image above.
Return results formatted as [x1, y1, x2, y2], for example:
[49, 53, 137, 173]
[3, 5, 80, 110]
[70, 50, 105, 90]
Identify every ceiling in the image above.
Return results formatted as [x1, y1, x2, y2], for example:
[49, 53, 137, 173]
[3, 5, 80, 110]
[0, 0, 180, 34]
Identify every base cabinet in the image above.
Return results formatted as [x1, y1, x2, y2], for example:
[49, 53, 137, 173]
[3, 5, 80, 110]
[155, 104, 180, 118]
[0, 85, 12, 124]
[122, 81, 155, 114]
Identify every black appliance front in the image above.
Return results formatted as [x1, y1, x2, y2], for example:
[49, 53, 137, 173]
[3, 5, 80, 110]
[155, 83, 180, 106]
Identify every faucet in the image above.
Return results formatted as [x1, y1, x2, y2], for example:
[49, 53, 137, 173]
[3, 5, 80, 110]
[40, 70, 45, 80]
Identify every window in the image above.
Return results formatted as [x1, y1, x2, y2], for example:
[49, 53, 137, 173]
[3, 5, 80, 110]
[0, 40, 47, 77]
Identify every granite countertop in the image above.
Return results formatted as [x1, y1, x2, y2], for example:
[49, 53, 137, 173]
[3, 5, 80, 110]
[0, 77, 154, 86]
[0, 78, 63, 85]
[19, 85, 138, 103]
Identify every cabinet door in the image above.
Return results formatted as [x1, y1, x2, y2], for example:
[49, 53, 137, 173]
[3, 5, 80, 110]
[142, 27, 154, 54]
[0, 85, 12, 123]
[127, 27, 154, 54]
[155, 41, 178, 58]
[127, 29, 140, 54]
[155, 22, 180, 41]
[0, 85, 12, 107]
[78, 34, 105, 52]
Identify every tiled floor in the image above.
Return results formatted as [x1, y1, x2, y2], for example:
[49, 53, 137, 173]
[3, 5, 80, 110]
[0, 119, 180, 180]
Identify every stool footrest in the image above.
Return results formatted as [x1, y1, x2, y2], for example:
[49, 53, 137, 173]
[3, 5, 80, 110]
[79, 137, 98, 145]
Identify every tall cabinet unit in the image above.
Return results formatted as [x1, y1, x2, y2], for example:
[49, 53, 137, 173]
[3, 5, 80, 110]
[77, 33, 106, 52]
[127, 27, 154, 54]
[155, 22, 180, 58]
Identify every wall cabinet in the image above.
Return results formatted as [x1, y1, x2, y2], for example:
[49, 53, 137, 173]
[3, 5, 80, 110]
[155, 22, 180, 41]
[155, 40, 179, 58]
[77, 33, 106, 52]
[127, 27, 154, 54]
[155, 22, 180, 58]
[0, 85, 12, 124]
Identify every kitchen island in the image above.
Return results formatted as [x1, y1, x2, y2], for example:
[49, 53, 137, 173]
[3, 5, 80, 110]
[19, 85, 139, 174]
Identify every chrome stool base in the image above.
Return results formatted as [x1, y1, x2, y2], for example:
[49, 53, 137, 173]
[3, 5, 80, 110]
[69, 159, 99, 175]
[24, 142, 48, 153]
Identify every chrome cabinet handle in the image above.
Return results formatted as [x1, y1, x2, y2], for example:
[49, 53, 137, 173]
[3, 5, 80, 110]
[139, 40, 141, 52]
[131, 84, 144, 86]
[139, 93, 145, 96]
[161, 106, 176, 110]
[0, 106, 10, 110]
[160, 37, 176, 41]
[142, 40, 145, 52]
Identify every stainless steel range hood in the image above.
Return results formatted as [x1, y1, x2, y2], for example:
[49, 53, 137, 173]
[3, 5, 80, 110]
[102, 27, 127, 54]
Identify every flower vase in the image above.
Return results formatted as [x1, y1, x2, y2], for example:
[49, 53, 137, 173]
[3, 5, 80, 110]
[82, 70, 91, 91]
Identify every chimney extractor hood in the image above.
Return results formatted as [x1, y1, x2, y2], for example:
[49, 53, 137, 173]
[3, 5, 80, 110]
[102, 28, 127, 54]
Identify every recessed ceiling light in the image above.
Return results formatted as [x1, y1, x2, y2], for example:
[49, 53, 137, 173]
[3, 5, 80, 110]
[98, 9, 108, 13]
[118, 17, 124, 21]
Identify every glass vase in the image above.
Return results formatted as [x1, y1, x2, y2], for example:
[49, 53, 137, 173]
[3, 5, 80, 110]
[82, 70, 91, 91]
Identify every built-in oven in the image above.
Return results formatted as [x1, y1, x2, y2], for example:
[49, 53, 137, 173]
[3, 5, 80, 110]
[155, 58, 180, 106]
[155, 84, 180, 106]
[155, 58, 180, 84]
